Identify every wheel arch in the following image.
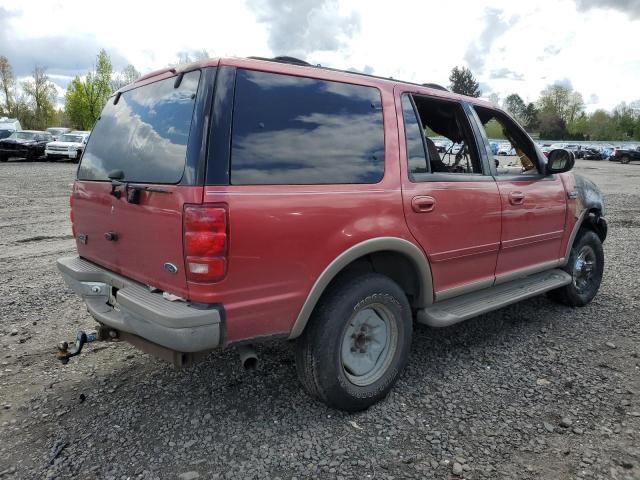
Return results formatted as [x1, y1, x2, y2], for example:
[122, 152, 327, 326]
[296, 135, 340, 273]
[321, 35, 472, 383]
[288, 237, 433, 339]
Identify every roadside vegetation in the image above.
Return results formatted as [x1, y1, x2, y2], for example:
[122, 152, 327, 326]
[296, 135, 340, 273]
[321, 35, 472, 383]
[1, 51, 639, 141]
[449, 65, 640, 142]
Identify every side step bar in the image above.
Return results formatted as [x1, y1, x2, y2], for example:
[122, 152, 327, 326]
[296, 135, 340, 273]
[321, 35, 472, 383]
[417, 269, 572, 328]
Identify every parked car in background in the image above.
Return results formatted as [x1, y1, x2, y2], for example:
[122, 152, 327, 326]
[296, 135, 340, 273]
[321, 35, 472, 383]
[497, 143, 514, 155]
[46, 127, 72, 141]
[611, 146, 640, 164]
[45, 132, 89, 163]
[583, 147, 605, 160]
[0, 130, 53, 161]
[0, 117, 22, 139]
[489, 141, 499, 155]
[57, 56, 607, 411]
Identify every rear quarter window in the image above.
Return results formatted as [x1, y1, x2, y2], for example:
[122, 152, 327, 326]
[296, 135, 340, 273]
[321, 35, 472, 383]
[78, 70, 201, 183]
[230, 70, 384, 185]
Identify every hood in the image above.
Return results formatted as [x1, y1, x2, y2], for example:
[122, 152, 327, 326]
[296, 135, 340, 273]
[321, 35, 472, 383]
[47, 141, 83, 148]
[0, 138, 36, 145]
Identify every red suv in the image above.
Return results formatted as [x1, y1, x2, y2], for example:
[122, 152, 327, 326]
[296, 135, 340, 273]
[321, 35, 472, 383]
[58, 56, 607, 411]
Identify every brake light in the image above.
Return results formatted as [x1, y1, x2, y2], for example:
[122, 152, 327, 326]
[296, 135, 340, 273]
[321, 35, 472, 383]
[69, 192, 76, 238]
[183, 205, 228, 283]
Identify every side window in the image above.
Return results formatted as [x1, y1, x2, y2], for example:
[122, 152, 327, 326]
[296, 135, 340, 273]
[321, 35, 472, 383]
[401, 95, 428, 178]
[230, 70, 385, 185]
[410, 94, 483, 176]
[472, 106, 540, 175]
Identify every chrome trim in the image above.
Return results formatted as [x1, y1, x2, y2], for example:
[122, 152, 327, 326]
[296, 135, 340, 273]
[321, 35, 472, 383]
[288, 237, 433, 339]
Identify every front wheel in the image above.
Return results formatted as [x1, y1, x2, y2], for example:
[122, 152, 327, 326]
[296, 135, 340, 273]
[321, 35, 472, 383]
[548, 229, 604, 307]
[295, 273, 412, 411]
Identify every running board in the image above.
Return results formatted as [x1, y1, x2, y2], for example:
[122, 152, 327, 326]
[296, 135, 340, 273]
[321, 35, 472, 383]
[417, 269, 572, 328]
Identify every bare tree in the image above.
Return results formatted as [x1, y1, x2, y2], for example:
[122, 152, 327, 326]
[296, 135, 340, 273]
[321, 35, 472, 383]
[111, 64, 141, 91]
[22, 66, 57, 130]
[0, 56, 15, 116]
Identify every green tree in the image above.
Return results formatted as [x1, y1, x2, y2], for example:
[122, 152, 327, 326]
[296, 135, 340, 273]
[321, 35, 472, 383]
[538, 84, 584, 124]
[64, 49, 114, 130]
[503, 94, 526, 123]
[448, 66, 481, 97]
[538, 111, 567, 140]
[22, 66, 57, 130]
[0, 56, 16, 116]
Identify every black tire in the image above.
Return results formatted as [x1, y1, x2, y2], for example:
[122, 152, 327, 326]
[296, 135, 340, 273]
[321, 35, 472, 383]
[295, 273, 412, 411]
[548, 229, 604, 307]
[73, 150, 82, 164]
[0, 155, 7, 162]
[620, 155, 631, 164]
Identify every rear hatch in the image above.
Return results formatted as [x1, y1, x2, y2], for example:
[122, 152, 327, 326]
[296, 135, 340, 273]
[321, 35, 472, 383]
[72, 70, 204, 298]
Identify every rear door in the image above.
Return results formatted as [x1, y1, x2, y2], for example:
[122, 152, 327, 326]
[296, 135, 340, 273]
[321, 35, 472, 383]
[397, 90, 502, 300]
[72, 69, 212, 298]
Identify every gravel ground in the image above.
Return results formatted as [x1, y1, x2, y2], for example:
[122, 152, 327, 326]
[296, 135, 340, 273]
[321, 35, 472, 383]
[0, 159, 639, 480]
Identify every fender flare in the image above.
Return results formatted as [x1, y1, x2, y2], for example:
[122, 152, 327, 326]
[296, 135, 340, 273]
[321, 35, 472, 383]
[288, 237, 433, 339]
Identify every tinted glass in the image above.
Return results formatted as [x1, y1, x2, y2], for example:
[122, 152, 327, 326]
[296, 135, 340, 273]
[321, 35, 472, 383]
[401, 95, 428, 178]
[78, 70, 201, 183]
[0, 130, 11, 139]
[230, 70, 384, 185]
[59, 134, 84, 143]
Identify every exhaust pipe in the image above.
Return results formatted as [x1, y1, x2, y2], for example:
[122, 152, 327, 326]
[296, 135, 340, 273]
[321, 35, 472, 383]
[237, 345, 258, 370]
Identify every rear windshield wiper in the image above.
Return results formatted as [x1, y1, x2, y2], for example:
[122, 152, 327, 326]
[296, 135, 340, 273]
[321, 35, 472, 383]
[107, 170, 171, 204]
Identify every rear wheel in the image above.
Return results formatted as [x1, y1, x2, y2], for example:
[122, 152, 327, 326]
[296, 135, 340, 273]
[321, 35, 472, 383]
[621, 155, 631, 164]
[0, 155, 6, 162]
[295, 273, 412, 411]
[548, 229, 604, 307]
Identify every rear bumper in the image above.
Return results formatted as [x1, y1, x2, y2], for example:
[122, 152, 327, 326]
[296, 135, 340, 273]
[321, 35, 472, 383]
[57, 256, 223, 353]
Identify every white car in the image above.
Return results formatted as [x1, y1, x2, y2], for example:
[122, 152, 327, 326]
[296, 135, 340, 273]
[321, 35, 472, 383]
[46, 127, 72, 141]
[45, 132, 89, 163]
[497, 143, 515, 155]
[0, 117, 22, 140]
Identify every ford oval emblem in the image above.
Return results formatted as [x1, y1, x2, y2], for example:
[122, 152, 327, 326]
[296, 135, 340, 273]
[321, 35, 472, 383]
[163, 263, 178, 274]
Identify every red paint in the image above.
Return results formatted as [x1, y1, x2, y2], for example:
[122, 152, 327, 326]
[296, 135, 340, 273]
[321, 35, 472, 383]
[70, 57, 584, 345]
[495, 177, 567, 275]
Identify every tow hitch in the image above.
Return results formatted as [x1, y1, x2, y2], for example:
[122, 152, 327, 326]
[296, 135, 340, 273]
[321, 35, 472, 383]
[56, 327, 118, 364]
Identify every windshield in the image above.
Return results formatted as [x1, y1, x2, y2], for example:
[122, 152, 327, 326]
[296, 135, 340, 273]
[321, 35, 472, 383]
[78, 70, 201, 183]
[59, 134, 84, 143]
[0, 130, 11, 139]
[9, 132, 37, 140]
[47, 129, 66, 135]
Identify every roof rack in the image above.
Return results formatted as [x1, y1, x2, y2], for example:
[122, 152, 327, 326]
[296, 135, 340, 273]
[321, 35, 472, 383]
[421, 83, 448, 91]
[248, 56, 449, 92]
[248, 56, 311, 66]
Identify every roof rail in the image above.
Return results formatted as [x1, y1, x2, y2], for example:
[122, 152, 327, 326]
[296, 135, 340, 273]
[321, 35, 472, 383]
[248, 56, 311, 66]
[247, 56, 450, 92]
[421, 83, 449, 92]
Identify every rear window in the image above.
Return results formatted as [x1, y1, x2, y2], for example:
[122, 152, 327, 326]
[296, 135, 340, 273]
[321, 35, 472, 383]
[78, 70, 201, 183]
[230, 70, 384, 185]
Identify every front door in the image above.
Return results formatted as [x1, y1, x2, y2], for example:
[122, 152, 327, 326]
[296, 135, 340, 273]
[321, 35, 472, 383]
[397, 90, 502, 300]
[468, 105, 567, 281]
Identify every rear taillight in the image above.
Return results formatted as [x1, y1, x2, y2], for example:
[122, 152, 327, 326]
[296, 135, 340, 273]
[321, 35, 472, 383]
[183, 205, 228, 283]
[69, 192, 76, 238]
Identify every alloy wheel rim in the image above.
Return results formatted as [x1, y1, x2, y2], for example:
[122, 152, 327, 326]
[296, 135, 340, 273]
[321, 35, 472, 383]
[573, 245, 596, 292]
[340, 304, 398, 387]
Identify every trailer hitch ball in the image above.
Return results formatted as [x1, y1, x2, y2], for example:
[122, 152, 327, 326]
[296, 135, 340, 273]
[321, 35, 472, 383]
[56, 330, 98, 364]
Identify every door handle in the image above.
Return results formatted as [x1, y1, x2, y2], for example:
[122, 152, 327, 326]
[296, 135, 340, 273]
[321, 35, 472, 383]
[411, 195, 436, 213]
[509, 191, 525, 205]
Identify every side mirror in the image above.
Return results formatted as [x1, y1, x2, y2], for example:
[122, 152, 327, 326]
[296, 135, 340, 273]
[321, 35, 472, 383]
[546, 149, 575, 175]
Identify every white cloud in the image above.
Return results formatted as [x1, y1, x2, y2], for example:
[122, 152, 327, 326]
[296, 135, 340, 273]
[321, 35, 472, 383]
[1, 0, 638, 112]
